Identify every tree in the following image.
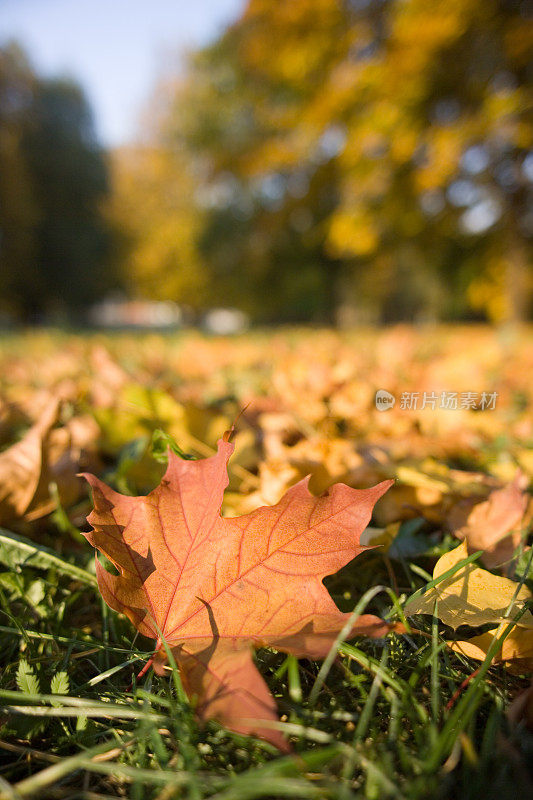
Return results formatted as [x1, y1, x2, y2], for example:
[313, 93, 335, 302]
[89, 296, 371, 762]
[0, 43, 117, 321]
[156, 0, 532, 323]
[0, 44, 38, 314]
[104, 144, 208, 309]
[22, 77, 116, 318]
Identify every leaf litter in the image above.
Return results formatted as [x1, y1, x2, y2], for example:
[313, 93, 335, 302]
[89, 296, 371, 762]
[0, 327, 532, 793]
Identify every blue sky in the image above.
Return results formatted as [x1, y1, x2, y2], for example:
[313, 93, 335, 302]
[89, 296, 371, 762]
[0, 0, 246, 146]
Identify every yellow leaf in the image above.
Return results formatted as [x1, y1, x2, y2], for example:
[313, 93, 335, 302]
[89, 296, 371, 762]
[404, 540, 533, 630]
[396, 465, 449, 493]
[450, 626, 533, 673]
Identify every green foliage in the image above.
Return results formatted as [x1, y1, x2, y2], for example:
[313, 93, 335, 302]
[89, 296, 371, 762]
[16, 659, 40, 695]
[50, 671, 69, 698]
[0, 528, 97, 586]
[2, 582, 532, 798]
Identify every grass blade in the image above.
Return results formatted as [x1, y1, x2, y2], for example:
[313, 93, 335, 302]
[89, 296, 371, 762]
[0, 528, 97, 586]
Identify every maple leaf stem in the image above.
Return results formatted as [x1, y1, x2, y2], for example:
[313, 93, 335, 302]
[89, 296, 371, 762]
[149, 618, 189, 705]
[135, 656, 155, 682]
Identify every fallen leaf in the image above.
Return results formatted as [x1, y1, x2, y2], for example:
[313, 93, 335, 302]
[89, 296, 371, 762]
[404, 540, 533, 630]
[29, 414, 101, 520]
[89, 346, 129, 408]
[449, 626, 533, 674]
[395, 465, 449, 496]
[450, 472, 530, 568]
[223, 459, 301, 517]
[0, 399, 59, 524]
[0, 400, 100, 524]
[82, 439, 393, 749]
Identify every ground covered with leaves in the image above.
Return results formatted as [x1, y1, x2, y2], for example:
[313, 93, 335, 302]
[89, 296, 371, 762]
[0, 325, 532, 799]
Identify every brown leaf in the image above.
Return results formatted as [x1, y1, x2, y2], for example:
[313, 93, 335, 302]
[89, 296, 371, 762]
[82, 439, 393, 749]
[450, 472, 530, 568]
[29, 414, 101, 520]
[0, 400, 100, 524]
[0, 398, 59, 524]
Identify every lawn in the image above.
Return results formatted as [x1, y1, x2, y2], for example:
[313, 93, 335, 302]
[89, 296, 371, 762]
[0, 325, 532, 799]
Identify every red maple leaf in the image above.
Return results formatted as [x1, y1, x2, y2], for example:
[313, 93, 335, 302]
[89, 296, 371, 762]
[82, 439, 393, 749]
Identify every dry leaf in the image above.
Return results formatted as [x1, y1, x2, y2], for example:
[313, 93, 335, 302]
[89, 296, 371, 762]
[82, 439, 393, 749]
[450, 472, 530, 568]
[29, 414, 101, 519]
[89, 346, 129, 408]
[0, 399, 100, 524]
[404, 540, 533, 630]
[0, 399, 59, 524]
[449, 626, 533, 674]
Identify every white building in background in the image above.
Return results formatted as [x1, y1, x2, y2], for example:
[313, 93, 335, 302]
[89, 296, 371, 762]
[202, 308, 249, 335]
[88, 297, 250, 334]
[89, 298, 183, 329]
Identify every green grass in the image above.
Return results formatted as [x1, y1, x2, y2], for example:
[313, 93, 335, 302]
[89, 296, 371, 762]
[1, 525, 532, 800]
